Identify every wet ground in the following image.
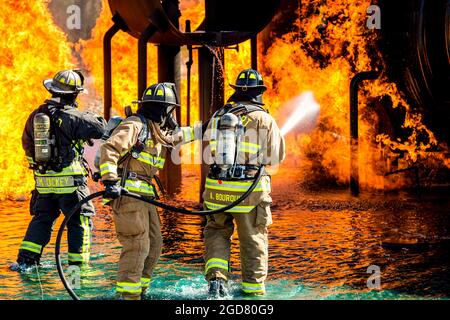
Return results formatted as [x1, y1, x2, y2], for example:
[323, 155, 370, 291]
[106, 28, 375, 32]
[0, 165, 449, 300]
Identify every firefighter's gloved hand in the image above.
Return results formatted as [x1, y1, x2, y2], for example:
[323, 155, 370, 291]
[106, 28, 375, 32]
[103, 180, 122, 199]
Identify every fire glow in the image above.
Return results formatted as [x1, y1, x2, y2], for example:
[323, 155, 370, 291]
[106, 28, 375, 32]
[0, 1, 73, 200]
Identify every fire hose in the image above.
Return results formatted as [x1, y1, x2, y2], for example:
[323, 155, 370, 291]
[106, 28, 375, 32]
[55, 165, 265, 300]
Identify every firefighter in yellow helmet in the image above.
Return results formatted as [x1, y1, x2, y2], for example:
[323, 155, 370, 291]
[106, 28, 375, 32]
[12, 70, 106, 271]
[99, 83, 201, 300]
[202, 69, 285, 296]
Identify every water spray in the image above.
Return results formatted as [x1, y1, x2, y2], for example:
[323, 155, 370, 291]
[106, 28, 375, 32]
[280, 91, 320, 136]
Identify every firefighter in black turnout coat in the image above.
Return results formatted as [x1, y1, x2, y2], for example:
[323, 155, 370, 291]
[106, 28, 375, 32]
[12, 70, 106, 270]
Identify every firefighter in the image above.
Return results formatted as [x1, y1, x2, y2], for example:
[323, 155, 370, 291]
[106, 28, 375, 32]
[202, 69, 285, 296]
[12, 69, 107, 270]
[99, 83, 201, 300]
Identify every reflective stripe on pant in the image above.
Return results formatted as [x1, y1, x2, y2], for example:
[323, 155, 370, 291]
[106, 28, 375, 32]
[203, 202, 272, 293]
[18, 183, 95, 263]
[117, 282, 142, 294]
[19, 241, 42, 254]
[141, 277, 151, 288]
[68, 215, 91, 264]
[242, 282, 265, 294]
[112, 197, 162, 299]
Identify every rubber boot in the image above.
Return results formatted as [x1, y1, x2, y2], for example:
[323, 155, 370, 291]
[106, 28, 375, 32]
[10, 255, 39, 272]
[208, 278, 228, 298]
[141, 287, 148, 299]
[117, 293, 141, 300]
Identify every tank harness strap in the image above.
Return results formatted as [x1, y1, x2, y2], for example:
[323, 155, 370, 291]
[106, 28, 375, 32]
[130, 113, 150, 157]
[116, 114, 151, 170]
[40, 103, 86, 161]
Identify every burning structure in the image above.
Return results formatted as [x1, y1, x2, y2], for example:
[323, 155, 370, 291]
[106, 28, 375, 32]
[0, 0, 449, 200]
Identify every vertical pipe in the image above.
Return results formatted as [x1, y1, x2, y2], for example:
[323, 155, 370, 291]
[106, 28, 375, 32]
[103, 23, 121, 121]
[199, 0, 225, 202]
[251, 34, 258, 70]
[198, 46, 225, 202]
[137, 24, 158, 99]
[349, 71, 379, 196]
[186, 20, 193, 126]
[157, 44, 182, 195]
[158, 0, 182, 195]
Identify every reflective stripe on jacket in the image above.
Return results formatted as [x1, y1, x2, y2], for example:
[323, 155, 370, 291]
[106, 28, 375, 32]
[34, 160, 87, 194]
[203, 175, 272, 212]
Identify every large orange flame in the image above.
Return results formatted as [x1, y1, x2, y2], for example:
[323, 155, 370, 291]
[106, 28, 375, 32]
[260, 1, 447, 189]
[0, 1, 73, 200]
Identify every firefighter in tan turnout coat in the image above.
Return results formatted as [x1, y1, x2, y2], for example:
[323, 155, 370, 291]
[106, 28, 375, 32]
[99, 83, 200, 300]
[203, 69, 285, 296]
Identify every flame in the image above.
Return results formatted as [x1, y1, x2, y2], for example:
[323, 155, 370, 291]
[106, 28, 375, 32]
[77, 0, 158, 116]
[260, 0, 447, 189]
[0, 1, 73, 200]
[179, 0, 205, 32]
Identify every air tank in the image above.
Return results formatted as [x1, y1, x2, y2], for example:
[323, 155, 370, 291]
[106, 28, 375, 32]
[33, 113, 52, 163]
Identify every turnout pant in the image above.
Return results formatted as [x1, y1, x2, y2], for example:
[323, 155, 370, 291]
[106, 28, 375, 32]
[18, 183, 95, 264]
[112, 197, 162, 300]
[204, 201, 273, 294]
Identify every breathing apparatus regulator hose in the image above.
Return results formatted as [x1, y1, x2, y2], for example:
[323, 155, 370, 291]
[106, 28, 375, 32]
[55, 165, 265, 300]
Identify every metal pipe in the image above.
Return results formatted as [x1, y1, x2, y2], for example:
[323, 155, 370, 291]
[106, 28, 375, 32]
[251, 34, 258, 70]
[186, 20, 193, 126]
[137, 24, 158, 98]
[198, 46, 225, 202]
[157, 0, 182, 195]
[349, 71, 379, 196]
[103, 23, 121, 121]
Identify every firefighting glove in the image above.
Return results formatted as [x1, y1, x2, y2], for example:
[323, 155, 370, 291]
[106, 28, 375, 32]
[103, 180, 122, 199]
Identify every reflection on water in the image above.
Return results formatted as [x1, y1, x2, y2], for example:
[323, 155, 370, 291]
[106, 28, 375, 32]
[0, 165, 449, 300]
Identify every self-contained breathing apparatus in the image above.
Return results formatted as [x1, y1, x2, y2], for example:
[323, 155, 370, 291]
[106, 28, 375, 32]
[33, 112, 54, 173]
[209, 103, 268, 181]
[32, 105, 64, 174]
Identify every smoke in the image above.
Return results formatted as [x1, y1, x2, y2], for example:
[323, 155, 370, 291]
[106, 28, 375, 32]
[280, 91, 320, 136]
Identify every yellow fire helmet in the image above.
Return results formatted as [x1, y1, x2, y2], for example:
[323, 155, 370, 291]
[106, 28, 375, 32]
[43, 69, 85, 95]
